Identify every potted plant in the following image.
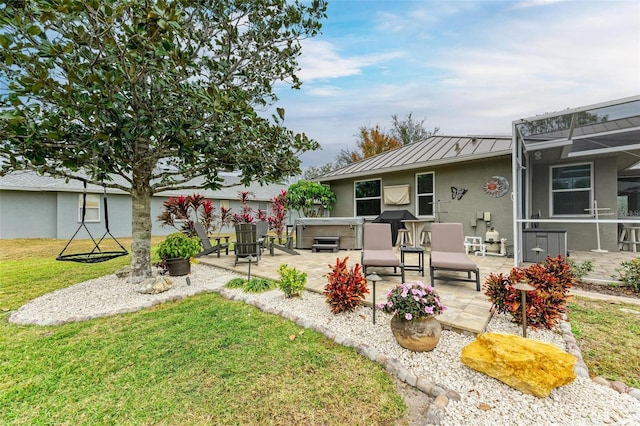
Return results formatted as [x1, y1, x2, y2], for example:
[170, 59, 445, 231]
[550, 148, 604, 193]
[156, 232, 202, 276]
[378, 281, 447, 352]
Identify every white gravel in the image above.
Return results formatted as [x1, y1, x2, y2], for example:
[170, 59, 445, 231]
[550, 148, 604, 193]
[10, 264, 640, 425]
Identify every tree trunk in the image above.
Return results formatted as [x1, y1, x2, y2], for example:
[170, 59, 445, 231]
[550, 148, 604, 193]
[130, 177, 153, 284]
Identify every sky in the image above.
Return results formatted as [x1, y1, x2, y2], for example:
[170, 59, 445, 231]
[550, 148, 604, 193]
[265, 0, 640, 169]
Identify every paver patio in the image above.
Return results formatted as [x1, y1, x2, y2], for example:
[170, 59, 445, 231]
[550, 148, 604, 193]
[198, 244, 639, 334]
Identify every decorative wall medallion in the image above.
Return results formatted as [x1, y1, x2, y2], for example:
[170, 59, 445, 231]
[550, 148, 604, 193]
[483, 176, 509, 197]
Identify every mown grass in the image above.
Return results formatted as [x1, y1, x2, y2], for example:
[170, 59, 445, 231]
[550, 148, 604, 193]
[568, 298, 640, 388]
[0, 238, 163, 311]
[0, 239, 407, 425]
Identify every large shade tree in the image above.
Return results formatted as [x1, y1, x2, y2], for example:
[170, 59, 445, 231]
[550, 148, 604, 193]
[0, 0, 327, 282]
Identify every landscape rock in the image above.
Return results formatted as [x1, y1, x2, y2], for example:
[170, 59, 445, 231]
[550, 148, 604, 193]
[592, 376, 611, 387]
[461, 332, 577, 398]
[136, 276, 173, 294]
[610, 381, 630, 394]
[114, 266, 132, 279]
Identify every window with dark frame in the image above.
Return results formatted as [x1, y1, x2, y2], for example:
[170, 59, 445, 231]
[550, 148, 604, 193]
[355, 179, 381, 216]
[551, 163, 592, 216]
[416, 172, 434, 216]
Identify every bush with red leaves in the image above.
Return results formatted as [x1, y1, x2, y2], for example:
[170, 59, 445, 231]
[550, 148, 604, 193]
[484, 255, 574, 330]
[324, 257, 369, 314]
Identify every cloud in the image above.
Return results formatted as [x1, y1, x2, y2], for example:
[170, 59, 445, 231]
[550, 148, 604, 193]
[511, 0, 570, 9]
[296, 40, 405, 82]
[273, 1, 640, 168]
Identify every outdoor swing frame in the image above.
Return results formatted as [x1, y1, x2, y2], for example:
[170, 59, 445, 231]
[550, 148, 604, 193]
[56, 180, 129, 263]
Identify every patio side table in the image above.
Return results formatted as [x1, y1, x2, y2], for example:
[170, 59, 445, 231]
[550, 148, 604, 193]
[400, 246, 424, 276]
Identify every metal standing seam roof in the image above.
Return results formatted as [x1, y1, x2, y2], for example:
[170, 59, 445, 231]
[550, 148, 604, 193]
[316, 135, 513, 182]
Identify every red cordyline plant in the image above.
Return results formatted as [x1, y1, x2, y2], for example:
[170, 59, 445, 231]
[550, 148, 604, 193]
[268, 190, 288, 240]
[324, 257, 369, 314]
[218, 206, 234, 234]
[157, 193, 218, 236]
[232, 190, 270, 226]
[483, 255, 574, 330]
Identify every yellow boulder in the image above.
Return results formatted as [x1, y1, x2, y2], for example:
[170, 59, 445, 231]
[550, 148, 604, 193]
[461, 332, 577, 398]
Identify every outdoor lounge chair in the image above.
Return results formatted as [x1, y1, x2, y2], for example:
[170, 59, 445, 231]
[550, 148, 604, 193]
[361, 223, 405, 282]
[193, 222, 228, 258]
[429, 223, 480, 291]
[233, 223, 262, 266]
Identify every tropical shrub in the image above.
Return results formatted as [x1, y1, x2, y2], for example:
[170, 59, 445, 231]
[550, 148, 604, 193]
[232, 191, 267, 225]
[324, 257, 369, 314]
[484, 255, 574, 330]
[245, 277, 276, 293]
[567, 258, 594, 280]
[277, 264, 307, 298]
[268, 190, 289, 240]
[225, 277, 248, 289]
[614, 257, 640, 290]
[287, 180, 336, 217]
[157, 193, 218, 235]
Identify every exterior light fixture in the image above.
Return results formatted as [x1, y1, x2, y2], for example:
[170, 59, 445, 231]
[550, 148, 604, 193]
[367, 273, 382, 324]
[246, 255, 256, 280]
[513, 281, 536, 337]
[532, 247, 544, 263]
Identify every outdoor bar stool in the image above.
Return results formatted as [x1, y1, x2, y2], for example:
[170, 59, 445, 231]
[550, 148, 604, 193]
[396, 228, 413, 246]
[419, 229, 431, 246]
[618, 224, 640, 253]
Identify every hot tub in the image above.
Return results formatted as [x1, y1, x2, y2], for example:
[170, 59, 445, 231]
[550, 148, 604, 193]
[295, 217, 365, 250]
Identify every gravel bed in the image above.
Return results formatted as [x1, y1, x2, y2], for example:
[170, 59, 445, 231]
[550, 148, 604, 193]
[9, 264, 640, 425]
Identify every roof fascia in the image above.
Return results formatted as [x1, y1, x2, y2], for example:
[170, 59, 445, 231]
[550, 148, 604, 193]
[317, 151, 512, 183]
[567, 143, 640, 159]
[515, 95, 640, 123]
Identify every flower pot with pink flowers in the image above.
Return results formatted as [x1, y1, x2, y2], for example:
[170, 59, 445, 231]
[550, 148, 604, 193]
[378, 281, 447, 352]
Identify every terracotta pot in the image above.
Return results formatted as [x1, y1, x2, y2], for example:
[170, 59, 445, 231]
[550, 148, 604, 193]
[165, 258, 191, 276]
[390, 315, 442, 352]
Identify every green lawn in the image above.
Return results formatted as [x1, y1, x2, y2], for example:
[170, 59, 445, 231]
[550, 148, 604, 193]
[0, 239, 407, 425]
[568, 297, 640, 388]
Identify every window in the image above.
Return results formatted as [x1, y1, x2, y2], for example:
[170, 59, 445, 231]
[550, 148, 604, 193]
[618, 177, 640, 217]
[416, 172, 435, 216]
[550, 163, 592, 216]
[78, 193, 100, 222]
[354, 179, 381, 216]
[220, 200, 230, 209]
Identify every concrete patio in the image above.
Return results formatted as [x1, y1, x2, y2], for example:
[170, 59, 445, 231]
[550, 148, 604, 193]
[198, 244, 639, 335]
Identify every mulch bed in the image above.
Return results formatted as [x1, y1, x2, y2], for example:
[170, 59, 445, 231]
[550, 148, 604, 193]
[572, 281, 640, 299]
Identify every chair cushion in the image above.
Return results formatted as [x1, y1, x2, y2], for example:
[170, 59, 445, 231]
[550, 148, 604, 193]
[362, 250, 401, 267]
[431, 251, 477, 270]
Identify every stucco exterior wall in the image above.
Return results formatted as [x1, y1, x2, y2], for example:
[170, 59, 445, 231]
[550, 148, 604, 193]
[1, 191, 295, 239]
[0, 191, 57, 238]
[529, 157, 619, 252]
[326, 156, 514, 247]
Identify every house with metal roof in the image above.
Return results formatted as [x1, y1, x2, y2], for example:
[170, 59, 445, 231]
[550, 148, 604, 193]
[316, 135, 515, 250]
[316, 95, 640, 260]
[0, 171, 294, 239]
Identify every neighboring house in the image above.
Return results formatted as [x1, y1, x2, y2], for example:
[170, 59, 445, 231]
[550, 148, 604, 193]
[0, 171, 295, 239]
[316, 135, 515, 247]
[512, 95, 640, 262]
[317, 96, 640, 261]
